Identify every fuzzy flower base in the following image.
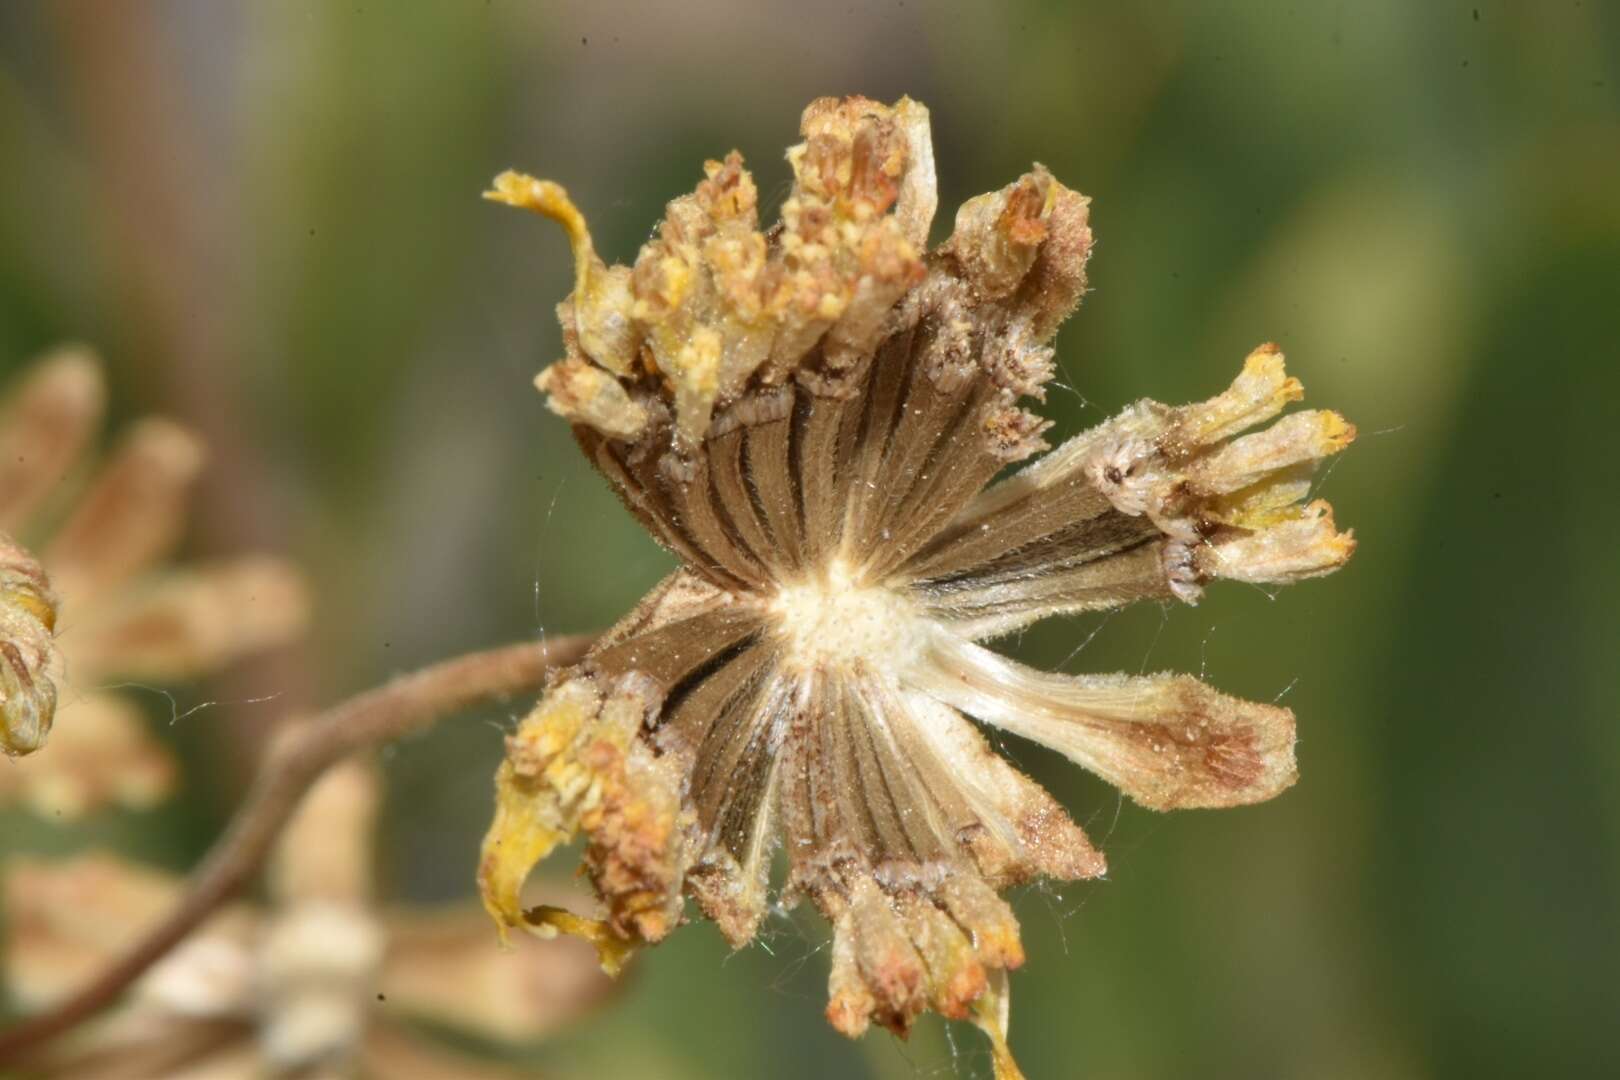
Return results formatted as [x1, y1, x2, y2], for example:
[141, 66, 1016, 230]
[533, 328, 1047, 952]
[479, 96, 1355, 1076]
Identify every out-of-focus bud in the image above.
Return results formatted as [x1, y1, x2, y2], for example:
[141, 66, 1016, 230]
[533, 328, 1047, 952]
[1, 532, 58, 756]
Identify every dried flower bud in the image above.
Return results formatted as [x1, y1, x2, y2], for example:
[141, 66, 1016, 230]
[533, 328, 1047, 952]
[0, 348, 311, 816]
[1, 532, 58, 756]
[482, 97, 1356, 1075]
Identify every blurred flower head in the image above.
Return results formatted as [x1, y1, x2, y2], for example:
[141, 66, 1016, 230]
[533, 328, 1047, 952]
[4, 751, 616, 1078]
[478, 96, 1356, 1074]
[0, 346, 308, 817]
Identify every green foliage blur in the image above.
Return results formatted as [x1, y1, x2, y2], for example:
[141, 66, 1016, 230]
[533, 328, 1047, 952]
[3, 2, 1617, 1077]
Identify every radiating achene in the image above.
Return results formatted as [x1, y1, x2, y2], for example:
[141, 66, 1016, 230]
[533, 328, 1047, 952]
[478, 95, 1355, 1077]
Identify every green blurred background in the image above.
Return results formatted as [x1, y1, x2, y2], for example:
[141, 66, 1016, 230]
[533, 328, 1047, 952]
[3, 1, 1618, 1077]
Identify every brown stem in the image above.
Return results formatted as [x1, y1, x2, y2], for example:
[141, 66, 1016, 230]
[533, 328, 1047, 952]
[0, 633, 593, 1065]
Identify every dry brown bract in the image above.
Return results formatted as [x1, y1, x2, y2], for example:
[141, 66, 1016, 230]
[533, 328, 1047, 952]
[0, 348, 307, 815]
[479, 96, 1355, 1075]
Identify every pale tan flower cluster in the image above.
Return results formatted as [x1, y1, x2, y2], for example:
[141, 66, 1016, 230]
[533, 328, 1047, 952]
[1, 351, 625, 1075]
[479, 96, 1357, 1077]
[5, 755, 615, 1078]
[1, 348, 618, 1076]
[0, 347, 305, 816]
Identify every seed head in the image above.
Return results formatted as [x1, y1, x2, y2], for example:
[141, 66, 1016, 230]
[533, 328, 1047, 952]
[480, 96, 1356, 1073]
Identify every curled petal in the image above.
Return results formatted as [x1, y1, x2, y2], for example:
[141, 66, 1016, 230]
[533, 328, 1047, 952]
[485, 172, 642, 377]
[479, 678, 611, 936]
[479, 672, 689, 957]
[913, 632, 1297, 810]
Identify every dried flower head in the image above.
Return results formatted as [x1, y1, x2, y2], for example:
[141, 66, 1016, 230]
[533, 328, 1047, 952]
[479, 96, 1355, 1073]
[0, 532, 58, 756]
[0, 347, 308, 816]
[4, 754, 616, 1078]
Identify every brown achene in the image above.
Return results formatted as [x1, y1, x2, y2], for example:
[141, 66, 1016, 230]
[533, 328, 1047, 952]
[479, 95, 1355, 1076]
